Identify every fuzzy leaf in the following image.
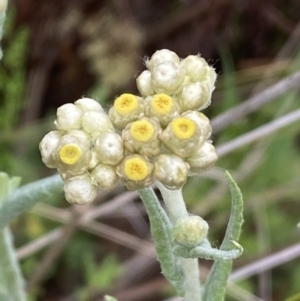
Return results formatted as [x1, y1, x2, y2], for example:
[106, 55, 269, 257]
[0, 174, 63, 230]
[203, 171, 244, 301]
[138, 187, 185, 296]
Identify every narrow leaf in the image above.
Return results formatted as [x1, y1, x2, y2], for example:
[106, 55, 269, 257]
[138, 187, 185, 296]
[203, 171, 244, 301]
[0, 174, 63, 230]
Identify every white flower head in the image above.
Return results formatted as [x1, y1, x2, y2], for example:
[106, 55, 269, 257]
[154, 154, 190, 190]
[64, 175, 98, 205]
[94, 132, 124, 165]
[146, 49, 180, 70]
[82, 111, 113, 137]
[177, 81, 211, 112]
[39, 131, 62, 168]
[109, 93, 145, 130]
[54, 103, 83, 132]
[172, 215, 209, 247]
[161, 117, 204, 158]
[56, 133, 91, 177]
[90, 163, 118, 190]
[136, 70, 154, 97]
[182, 111, 212, 140]
[186, 141, 218, 175]
[75, 97, 104, 113]
[151, 61, 185, 95]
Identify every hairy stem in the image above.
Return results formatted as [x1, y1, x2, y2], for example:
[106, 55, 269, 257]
[156, 181, 201, 301]
[138, 187, 185, 296]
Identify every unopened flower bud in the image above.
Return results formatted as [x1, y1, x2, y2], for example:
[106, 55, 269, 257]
[151, 61, 185, 95]
[64, 175, 98, 205]
[82, 111, 113, 137]
[172, 216, 209, 248]
[117, 155, 154, 190]
[154, 154, 189, 190]
[161, 117, 204, 158]
[94, 132, 124, 165]
[180, 55, 217, 89]
[182, 111, 212, 140]
[109, 93, 144, 129]
[186, 141, 218, 175]
[177, 81, 211, 112]
[146, 49, 180, 70]
[122, 117, 161, 157]
[144, 94, 180, 128]
[54, 103, 83, 131]
[75, 97, 104, 113]
[39, 131, 62, 168]
[136, 70, 154, 97]
[90, 163, 118, 190]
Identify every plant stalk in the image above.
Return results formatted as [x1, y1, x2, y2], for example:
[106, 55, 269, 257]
[156, 181, 202, 301]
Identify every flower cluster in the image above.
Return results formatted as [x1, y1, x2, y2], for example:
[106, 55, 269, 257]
[39, 49, 218, 205]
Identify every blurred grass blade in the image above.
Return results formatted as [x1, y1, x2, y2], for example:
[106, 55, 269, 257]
[203, 171, 244, 301]
[0, 174, 63, 230]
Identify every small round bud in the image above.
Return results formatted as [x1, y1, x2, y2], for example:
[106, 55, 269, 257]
[161, 117, 204, 157]
[171, 216, 209, 248]
[82, 111, 113, 137]
[154, 154, 190, 190]
[186, 141, 218, 175]
[90, 163, 118, 190]
[94, 132, 124, 165]
[39, 131, 62, 168]
[136, 70, 154, 97]
[182, 111, 212, 140]
[109, 93, 144, 129]
[122, 117, 162, 157]
[64, 175, 98, 205]
[180, 55, 209, 82]
[54, 103, 83, 131]
[146, 49, 180, 70]
[180, 55, 217, 90]
[75, 98, 104, 113]
[177, 81, 211, 112]
[151, 61, 185, 95]
[144, 94, 180, 128]
[117, 155, 154, 190]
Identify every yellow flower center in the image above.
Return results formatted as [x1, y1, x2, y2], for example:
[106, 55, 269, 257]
[124, 157, 149, 181]
[114, 93, 138, 115]
[59, 144, 81, 165]
[171, 117, 196, 139]
[151, 94, 173, 114]
[130, 120, 154, 142]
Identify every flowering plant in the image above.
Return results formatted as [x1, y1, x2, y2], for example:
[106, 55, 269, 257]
[1, 5, 243, 298]
[38, 49, 244, 301]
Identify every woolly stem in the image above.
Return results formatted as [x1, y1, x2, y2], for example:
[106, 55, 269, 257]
[156, 181, 201, 301]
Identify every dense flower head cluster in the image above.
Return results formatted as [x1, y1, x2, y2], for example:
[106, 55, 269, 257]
[39, 49, 218, 205]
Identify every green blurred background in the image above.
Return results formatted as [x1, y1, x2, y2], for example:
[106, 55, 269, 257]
[0, 0, 300, 300]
